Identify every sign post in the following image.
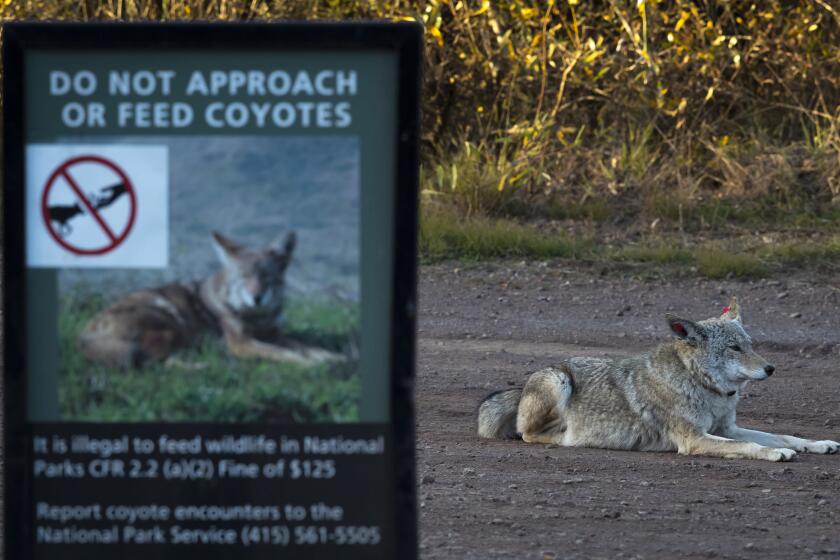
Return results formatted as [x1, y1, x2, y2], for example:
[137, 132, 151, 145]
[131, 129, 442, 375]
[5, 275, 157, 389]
[3, 22, 420, 560]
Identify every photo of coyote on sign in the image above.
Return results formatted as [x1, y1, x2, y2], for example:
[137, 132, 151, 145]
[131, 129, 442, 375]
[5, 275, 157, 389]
[78, 230, 343, 368]
[57, 135, 360, 424]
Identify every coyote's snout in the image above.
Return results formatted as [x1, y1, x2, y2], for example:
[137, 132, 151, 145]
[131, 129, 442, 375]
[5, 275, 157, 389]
[78, 231, 343, 368]
[478, 297, 838, 461]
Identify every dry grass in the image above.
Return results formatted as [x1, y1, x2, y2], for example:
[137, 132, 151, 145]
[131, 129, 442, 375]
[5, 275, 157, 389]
[694, 250, 765, 279]
[419, 208, 591, 262]
[421, 212, 839, 278]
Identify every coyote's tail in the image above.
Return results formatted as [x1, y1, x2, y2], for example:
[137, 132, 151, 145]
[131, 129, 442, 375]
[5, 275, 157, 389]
[477, 388, 523, 439]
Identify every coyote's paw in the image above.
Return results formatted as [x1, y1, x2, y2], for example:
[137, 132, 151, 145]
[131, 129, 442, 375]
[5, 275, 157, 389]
[765, 448, 797, 462]
[803, 440, 839, 454]
[321, 351, 348, 366]
[164, 356, 208, 370]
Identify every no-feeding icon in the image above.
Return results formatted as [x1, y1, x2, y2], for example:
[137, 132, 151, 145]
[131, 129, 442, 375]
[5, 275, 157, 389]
[41, 155, 137, 255]
[26, 144, 169, 268]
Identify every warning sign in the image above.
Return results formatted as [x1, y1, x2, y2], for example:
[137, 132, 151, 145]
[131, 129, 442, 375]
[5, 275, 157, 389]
[26, 145, 168, 268]
[42, 155, 137, 255]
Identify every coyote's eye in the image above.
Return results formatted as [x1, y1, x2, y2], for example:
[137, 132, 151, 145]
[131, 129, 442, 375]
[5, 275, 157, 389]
[729, 344, 742, 352]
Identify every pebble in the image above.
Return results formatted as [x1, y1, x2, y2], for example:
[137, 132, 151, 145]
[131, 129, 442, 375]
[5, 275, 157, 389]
[421, 474, 435, 484]
[616, 305, 632, 317]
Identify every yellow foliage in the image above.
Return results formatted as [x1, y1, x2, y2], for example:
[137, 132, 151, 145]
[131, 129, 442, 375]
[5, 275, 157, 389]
[3, 0, 838, 207]
[428, 25, 444, 47]
[472, 0, 490, 17]
[520, 8, 537, 20]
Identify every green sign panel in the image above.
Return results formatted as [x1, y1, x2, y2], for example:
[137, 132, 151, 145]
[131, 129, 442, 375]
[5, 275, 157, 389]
[3, 22, 421, 560]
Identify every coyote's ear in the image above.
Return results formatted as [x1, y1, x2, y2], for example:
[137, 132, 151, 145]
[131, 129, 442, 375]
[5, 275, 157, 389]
[665, 314, 707, 345]
[719, 296, 741, 323]
[269, 231, 296, 257]
[211, 231, 243, 267]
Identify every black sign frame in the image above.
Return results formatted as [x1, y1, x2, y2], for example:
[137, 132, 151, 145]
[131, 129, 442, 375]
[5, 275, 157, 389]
[2, 22, 420, 559]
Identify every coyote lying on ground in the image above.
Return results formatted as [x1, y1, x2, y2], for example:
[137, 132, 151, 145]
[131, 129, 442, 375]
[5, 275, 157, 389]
[78, 231, 342, 368]
[478, 298, 838, 461]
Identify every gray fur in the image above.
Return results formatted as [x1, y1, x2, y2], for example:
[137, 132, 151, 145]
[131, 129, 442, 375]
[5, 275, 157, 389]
[477, 389, 523, 440]
[477, 297, 839, 461]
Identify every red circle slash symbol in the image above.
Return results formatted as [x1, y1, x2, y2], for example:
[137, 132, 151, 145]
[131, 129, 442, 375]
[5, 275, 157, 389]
[41, 155, 137, 255]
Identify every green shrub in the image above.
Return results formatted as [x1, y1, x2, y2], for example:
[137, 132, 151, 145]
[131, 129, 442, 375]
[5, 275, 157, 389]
[695, 250, 765, 279]
[420, 210, 590, 261]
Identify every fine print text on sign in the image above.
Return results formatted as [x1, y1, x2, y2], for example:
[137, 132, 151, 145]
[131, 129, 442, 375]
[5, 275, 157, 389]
[27, 144, 168, 268]
[32, 425, 390, 554]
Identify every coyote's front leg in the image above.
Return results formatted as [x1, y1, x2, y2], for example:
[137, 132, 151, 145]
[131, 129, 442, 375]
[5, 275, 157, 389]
[720, 425, 839, 455]
[279, 337, 347, 365]
[224, 331, 343, 366]
[675, 431, 797, 462]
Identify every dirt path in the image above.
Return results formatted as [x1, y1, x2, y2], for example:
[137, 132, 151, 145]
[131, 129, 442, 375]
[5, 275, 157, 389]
[417, 261, 840, 560]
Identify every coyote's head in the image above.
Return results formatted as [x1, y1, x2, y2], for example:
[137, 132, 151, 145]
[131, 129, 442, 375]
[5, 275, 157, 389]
[211, 230, 296, 317]
[666, 297, 775, 391]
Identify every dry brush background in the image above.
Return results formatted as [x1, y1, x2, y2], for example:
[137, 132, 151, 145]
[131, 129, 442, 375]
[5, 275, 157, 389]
[9, 0, 839, 272]
[3, 0, 840, 227]
[2, 4, 840, 559]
